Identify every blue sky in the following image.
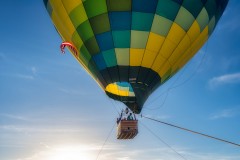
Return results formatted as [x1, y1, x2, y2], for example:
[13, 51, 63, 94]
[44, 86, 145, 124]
[0, 1, 240, 160]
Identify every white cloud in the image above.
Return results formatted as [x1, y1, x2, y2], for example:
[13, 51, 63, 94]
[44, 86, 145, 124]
[15, 144, 98, 160]
[92, 146, 240, 160]
[208, 73, 240, 88]
[0, 125, 85, 133]
[215, 2, 240, 33]
[209, 108, 240, 120]
[0, 113, 28, 121]
[217, 15, 240, 32]
[9, 67, 37, 80]
[5, 139, 240, 160]
[16, 74, 34, 80]
[15, 147, 240, 160]
[31, 67, 37, 75]
[0, 65, 37, 80]
[18, 66, 38, 79]
[0, 52, 6, 60]
[58, 87, 92, 96]
[189, 153, 240, 160]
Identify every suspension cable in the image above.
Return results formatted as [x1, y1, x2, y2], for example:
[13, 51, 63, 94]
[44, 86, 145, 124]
[142, 115, 240, 147]
[95, 122, 116, 160]
[143, 90, 169, 111]
[109, 99, 121, 116]
[140, 121, 188, 160]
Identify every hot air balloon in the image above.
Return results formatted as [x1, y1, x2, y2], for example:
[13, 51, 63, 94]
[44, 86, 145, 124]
[43, 0, 228, 115]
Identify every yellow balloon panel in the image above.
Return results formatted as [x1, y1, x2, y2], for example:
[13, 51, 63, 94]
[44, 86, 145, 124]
[44, 0, 229, 113]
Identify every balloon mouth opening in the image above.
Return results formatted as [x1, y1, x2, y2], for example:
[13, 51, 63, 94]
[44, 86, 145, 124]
[105, 82, 135, 98]
[105, 82, 139, 112]
[105, 81, 145, 114]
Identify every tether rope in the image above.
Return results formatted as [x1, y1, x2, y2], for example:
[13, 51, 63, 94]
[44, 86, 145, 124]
[142, 115, 240, 147]
[140, 121, 188, 160]
[95, 122, 116, 160]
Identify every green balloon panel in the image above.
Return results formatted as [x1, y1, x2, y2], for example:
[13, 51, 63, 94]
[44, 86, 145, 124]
[44, 0, 228, 113]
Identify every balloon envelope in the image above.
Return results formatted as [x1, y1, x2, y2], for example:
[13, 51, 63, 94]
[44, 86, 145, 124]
[44, 0, 228, 113]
